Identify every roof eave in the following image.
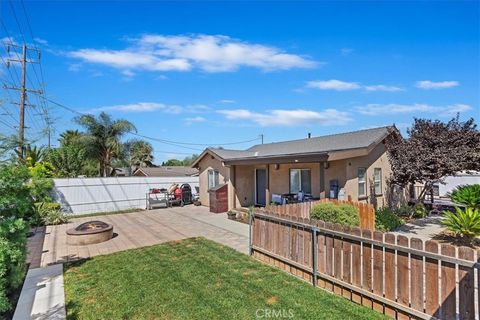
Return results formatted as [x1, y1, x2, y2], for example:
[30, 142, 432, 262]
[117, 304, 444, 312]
[224, 152, 328, 165]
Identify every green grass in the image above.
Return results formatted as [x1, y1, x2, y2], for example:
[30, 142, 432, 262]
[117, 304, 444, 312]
[64, 238, 387, 320]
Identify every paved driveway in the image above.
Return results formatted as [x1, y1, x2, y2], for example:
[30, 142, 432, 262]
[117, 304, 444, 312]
[39, 205, 249, 267]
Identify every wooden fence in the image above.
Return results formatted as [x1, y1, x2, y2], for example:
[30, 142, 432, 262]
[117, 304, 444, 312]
[264, 198, 375, 230]
[250, 211, 479, 320]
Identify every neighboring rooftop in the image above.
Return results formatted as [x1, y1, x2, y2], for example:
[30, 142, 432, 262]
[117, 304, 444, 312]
[205, 126, 394, 161]
[133, 166, 199, 177]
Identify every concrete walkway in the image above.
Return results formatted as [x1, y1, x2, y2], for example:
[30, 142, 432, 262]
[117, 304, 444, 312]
[392, 214, 445, 240]
[13, 264, 65, 320]
[15, 206, 249, 319]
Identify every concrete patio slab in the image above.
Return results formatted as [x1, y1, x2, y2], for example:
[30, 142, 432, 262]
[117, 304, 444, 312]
[39, 205, 249, 267]
[13, 264, 66, 320]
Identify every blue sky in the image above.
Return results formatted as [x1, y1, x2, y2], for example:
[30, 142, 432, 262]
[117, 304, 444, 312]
[1, 1, 479, 163]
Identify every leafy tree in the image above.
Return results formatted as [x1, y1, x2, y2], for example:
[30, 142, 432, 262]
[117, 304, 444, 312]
[161, 154, 198, 167]
[385, 116, 480, 206]
[127, 139, 154, 169]
[46, 146, 88, 178]
[75, 112, 136, 177]
[162, 159, 184, 166]
[182, 154, 199, 166]
[0, 135, 19, 163]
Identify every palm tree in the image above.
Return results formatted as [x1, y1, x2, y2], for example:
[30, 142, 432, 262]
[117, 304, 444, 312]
[75, 112, 136, 177]
[59, 130, 84, 147]
[128, 139, 154, 169]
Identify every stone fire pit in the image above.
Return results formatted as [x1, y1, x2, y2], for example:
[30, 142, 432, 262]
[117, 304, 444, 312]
[66, 220, 113, 245]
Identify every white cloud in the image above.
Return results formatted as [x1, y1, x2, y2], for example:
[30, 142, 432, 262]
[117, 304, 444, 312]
[307, 80, 404, 92]
[154, 75, 168, 80]
[364, 85, 404, 92]
[34, 37, 48, 45]
[355, 103, 471, 116]
[88, 102, 211, 114]
[341, 48, 353, 56]
[185, 104, 211, 113]
[218, 108, 352, 127]
[307, 79, 361, 91]
[184, 116, 207, 125]
[68, 63, 81, 72]
[121, 70, 135, 77]
[69, 34, 317, 74]
[1, 37, 17, 45]
[415, 80, 459, 89]
[89, 102, 183, 113]
[219, 99, 236, 104]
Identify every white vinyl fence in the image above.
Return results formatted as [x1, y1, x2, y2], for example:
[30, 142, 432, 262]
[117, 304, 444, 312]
[53, 176, 199, 215]
[438, 172, 480, 196]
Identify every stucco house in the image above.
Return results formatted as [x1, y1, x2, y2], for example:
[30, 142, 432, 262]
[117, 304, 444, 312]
[191, 126, 399, 211]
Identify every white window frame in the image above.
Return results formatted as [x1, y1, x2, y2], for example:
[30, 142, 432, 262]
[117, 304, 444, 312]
[358, 167, 367, 198]
[374, 168, 382, 195]
[207, 169, 219, 190]
[289, 169, 312, 194]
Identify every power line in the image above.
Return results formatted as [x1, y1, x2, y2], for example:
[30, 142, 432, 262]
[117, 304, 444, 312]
[34, 95, 261, 152]
[19, 0, 50, 128]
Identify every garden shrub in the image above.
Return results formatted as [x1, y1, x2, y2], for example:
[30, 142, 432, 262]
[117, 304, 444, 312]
[375, 207, 406, 232]
[413, 203, 427, 218]
[34, 202, 68, 226]
[0, 217, 29, 313]
[449, 184, 480, 209]
[28, 161, 55, 204]
[0, 165, 33, 220]
[310, 202, 359, 227]
[443, 207, 480, 238]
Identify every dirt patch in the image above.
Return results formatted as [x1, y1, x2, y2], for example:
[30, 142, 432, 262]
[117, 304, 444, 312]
[432, 232, 480, 248]
[266, 296, 278, 305]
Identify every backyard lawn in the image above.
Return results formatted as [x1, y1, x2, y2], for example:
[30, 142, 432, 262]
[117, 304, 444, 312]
[64, 237, 386, 320]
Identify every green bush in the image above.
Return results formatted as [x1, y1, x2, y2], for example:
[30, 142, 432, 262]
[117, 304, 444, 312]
[413, 203, 428, 218]
[375, 207, 406, 232]
[0, 217, 28, 313]
[0, 165, 33, 220]
[34, 202, 68, 226]
[449, 184, 480, 209]
[443, 207, 480, 238]
[28, 162, 55, 203]
[310, 202, 359, 227]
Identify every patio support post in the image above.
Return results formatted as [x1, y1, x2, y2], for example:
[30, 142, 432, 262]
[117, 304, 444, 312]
[319, 162, 325, 199]
[249, 212, 253, 255]
[312, 227, 318, 287]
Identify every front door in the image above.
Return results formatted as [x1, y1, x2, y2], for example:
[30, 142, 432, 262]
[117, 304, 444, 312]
[255, 169, 267, 206]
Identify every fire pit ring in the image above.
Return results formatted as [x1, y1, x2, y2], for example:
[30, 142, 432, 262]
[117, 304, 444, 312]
[66, 220, 113, 245]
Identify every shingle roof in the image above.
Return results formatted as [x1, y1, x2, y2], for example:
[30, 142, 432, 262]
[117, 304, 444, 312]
[208, 126, 393, 160]
[134, 167, 198, 177]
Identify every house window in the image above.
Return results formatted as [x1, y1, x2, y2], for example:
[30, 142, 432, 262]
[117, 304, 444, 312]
[358, 168, 366, 197]
[290, 169, 311, 194]
[374, 168, 382, 195]
[208, 170, 219, 189]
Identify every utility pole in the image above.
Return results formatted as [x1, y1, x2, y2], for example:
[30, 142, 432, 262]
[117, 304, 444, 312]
[4, 43, 42, 159]
[260, 134, 264, 144]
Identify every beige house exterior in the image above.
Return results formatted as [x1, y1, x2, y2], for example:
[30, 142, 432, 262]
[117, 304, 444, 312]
[192, 127, 399, 211]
